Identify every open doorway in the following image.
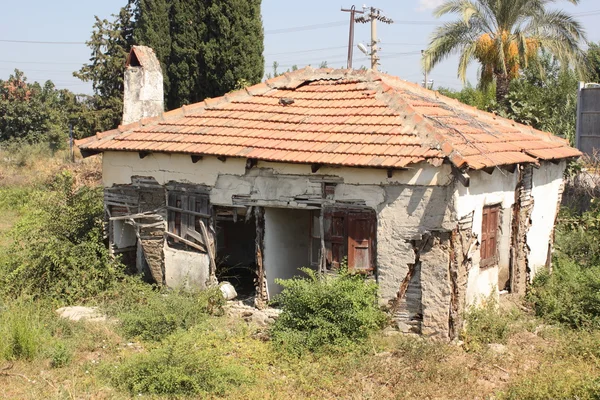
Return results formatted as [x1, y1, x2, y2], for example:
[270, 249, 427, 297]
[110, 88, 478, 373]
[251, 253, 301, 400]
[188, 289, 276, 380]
[215, 207, 257, 297]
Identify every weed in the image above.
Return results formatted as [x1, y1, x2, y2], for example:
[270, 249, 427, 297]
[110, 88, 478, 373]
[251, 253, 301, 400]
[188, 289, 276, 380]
[528, 255, 600, 329]
[462, 295, 522, 352]
[49, 341, 72, 368]
[118, 287, 224, 341]
[105, 327, 251, 396]
[270, 266, 387, 355]
[0, 299, 47, 361]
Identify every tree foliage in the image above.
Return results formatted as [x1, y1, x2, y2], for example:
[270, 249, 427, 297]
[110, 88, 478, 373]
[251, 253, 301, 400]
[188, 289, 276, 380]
[77, 0, 265, 117]
[0, 70, 98, 146]
[74, 4, 135, 132]
[424, 0, 587, 102]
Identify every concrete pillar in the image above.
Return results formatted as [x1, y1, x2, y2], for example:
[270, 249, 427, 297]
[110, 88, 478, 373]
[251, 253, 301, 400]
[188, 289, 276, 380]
[122, 46, 164, 125]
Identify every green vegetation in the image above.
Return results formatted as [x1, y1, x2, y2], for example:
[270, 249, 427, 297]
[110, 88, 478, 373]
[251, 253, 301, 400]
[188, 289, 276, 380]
[0, 171, 123, 303]
[462, 296, 523, 352]
[424, 0, 587, 102]
[270, 267, 386, 354]
[118, 287, 224, 341]
[106, 327, 251, 396]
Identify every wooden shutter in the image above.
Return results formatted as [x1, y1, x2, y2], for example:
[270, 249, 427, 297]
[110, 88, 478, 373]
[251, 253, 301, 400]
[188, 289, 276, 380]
[348, 211, 376, 271]
[324, 209, 347, 269]
[481, 204, 500, 267]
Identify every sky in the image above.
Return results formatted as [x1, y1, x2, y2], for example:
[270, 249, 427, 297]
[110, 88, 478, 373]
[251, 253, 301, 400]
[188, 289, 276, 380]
[1, 0, 599, 95]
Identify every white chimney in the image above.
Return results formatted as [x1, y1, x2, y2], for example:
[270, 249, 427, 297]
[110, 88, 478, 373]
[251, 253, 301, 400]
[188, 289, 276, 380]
[122, 46, 164, 125]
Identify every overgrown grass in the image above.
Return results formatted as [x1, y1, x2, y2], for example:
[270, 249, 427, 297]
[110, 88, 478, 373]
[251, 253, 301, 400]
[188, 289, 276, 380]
[105, 326, 251, 397]
[462, 295, 523, 352]
[117, 287, 225, 341]
[270, 267, 387, 355]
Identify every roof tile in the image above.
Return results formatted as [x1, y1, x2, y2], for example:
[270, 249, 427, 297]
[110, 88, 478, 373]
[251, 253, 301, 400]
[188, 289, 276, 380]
[77, 67, 580, 170]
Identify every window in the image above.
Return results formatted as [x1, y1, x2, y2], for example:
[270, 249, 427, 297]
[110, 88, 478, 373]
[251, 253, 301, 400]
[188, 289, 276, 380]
[323, 208, 376, 272]
[166, 191, 210, 251]
[480, 204, 500, 267]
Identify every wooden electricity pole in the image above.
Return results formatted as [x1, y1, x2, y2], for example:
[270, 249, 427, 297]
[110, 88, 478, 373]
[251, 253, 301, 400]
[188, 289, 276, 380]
[341, 6, 364, 69]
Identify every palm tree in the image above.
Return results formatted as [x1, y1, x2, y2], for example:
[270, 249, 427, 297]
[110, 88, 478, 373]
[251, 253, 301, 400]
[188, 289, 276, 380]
[423, 0, 587, 102]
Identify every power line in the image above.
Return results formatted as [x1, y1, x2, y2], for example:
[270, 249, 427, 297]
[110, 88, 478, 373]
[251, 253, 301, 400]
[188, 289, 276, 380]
[264, 21, 347, 34]
[0, 60, 83, 66]
[264, 46, 347, 57]
[0, 39, 85, 45]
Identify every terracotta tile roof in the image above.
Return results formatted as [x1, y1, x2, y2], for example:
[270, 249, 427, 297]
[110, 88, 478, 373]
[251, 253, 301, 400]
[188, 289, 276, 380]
[77, 67, 580, 170]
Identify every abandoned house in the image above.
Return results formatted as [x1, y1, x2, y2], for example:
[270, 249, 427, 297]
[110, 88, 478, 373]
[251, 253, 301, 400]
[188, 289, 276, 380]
[76, 46, 580, 339]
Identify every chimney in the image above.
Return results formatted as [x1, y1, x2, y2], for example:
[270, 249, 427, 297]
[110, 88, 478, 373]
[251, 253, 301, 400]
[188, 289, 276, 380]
[122, 46, 164, 125]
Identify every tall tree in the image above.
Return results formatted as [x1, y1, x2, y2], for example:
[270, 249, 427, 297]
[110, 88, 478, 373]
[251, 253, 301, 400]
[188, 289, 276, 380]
[423, 0, 587, 102]
[74, 4, 135, 131]
[194, 0, 264, 107]
[587, 42, 600, 82]
[132, 0, 172, 97]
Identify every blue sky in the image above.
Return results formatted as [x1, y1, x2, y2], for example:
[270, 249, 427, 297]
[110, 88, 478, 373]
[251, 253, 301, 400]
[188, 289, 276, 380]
[1, 0, 599, 95]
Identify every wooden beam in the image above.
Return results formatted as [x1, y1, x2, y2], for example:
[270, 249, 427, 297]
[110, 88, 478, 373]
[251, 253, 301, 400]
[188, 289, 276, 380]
[139, 151, 150, 159]
[191, 155, 203, 163]
[311, 164, 322, 173]
[387, 169, 394, 178]
[482, 167, 495, 175]
[164, 231, 207, 253]
[217, 156, 227, 163]
[165, 206, 211, 219]
[452, 165, 470, 187]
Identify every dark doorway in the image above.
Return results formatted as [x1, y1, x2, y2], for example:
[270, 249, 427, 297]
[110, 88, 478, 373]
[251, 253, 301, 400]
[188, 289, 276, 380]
[215, 207, 257, 297]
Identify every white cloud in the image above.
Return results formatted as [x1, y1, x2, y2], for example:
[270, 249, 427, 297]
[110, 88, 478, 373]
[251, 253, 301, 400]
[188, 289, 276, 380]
[417, 0, 445, 11]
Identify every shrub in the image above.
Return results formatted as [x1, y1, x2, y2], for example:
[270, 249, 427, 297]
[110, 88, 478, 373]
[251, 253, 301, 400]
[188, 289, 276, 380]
[462, 295, 521, 352]
[106, 328, 250, 396]
[0, 171, 125, 303]
[270, 267, 386, 354]
[119, 287, 225, 341]
[528, 255, 600, 329]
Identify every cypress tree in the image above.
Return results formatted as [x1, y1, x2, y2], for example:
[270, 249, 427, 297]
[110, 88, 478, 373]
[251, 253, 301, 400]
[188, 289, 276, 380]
[132, 0, 172, 100]
[196, 0, 264, 102]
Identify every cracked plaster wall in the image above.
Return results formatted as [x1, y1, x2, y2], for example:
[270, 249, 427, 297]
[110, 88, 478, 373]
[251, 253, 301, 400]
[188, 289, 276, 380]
[528, 160, 566, 279]
[454, 161, 566, 305]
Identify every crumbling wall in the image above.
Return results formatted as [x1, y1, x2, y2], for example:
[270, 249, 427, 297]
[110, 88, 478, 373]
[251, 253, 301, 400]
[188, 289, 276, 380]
[102, 152, 459, 337]
[527, 160, 567, 279]
[454, 167, 519, 304]
[511, 165, 533, 295]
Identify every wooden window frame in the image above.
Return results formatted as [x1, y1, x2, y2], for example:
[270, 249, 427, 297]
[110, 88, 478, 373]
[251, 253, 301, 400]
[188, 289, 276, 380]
[480, 204, 500, 268]
[166, 191, 210, 252]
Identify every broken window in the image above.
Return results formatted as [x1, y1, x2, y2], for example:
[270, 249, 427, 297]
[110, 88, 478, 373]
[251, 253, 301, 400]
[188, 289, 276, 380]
[323, 208, 376, 272]
[166, 191, 210, 252]
[480, 204, 500, 267]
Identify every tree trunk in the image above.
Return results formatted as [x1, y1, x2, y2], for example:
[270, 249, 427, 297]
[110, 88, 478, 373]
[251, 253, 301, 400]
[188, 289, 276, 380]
[495, 73, 510, 104]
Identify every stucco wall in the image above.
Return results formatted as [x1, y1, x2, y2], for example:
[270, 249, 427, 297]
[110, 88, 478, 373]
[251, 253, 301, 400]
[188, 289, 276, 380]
[527, 160, 566, 278]
[454, 168, 519, 305]
[164, 245, 211, 289]
[455, 161, 566, 304]
[263, 208, 312, 297]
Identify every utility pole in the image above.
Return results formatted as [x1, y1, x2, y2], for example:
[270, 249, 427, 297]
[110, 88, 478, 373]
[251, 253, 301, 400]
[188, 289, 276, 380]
[341, 6, 364, 69]
[356, 6, 393, 72]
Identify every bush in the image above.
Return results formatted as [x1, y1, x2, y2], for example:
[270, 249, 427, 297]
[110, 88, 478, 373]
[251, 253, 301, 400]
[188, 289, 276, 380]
[0, 171, 125, 303]
[119, 287, 225, 341]
[462, 296, 521, 352]
[528, 255, 600, 329]
[106, 328, 250, 396]
[270, 267, 386, 354]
